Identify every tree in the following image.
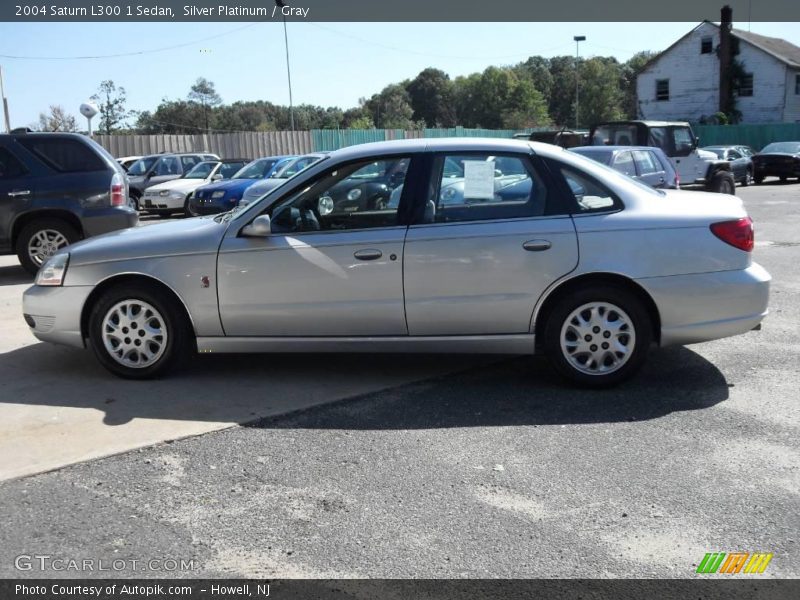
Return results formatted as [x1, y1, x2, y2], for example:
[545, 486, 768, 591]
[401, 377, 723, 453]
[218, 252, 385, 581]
[364, 84, 415, 129]
[514, 56, 554, 105]
[135, 99, 207, 133]
[621, 51, 658, 118]
[575, 57, 625, 127]
[406, 68, 456, 127]
[90, 80, 131, 135]
[188, 77, 222, 133]
[37, 105, 78, 132]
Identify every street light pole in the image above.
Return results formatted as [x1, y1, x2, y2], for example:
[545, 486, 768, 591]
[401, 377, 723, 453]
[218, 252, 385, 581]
[277, 1, 295, 132]
[0, 65, 11, 133]
[573, 35, 586, 130]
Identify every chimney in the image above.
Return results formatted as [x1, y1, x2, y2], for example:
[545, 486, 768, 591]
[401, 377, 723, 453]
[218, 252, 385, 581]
[719, 5, 733, 114]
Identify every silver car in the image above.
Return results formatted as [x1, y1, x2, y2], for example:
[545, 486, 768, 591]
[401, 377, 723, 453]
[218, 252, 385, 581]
[23, 139, 770, 386]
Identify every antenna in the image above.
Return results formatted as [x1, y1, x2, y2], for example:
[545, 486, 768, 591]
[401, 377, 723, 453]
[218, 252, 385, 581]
[79, 102, 99, 137]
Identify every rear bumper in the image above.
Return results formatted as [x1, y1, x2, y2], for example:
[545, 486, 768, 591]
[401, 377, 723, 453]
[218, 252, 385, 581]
[636, 263, 771, 347]
[81, 207, 139, 238]
[22, 284, 93, 348]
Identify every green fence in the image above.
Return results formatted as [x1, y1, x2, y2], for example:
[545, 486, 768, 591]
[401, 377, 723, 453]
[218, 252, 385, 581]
[693, 124, 800, 151]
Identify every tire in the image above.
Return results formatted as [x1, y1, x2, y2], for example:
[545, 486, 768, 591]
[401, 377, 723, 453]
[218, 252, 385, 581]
[706, 170, 736, 194]
[183, 197, 194, 218]
[128, 195, 139, 211]
[542, 286, 652, 388]
[88, 283, 193, 379]
[754, 174, 764, 185]
[741, 168, 752, 187]
[780, 176, 788, 183]
[15, 218, 80, 275]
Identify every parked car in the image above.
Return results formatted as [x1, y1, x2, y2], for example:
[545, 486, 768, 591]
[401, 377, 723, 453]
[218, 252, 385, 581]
[116, 155, 142, 171]
[237, 154, 327, 209]
[186, 155, 294, 217]
[570, 146, 679, 189]
[752, 141, 800, 184]
[702, 146, 754, 186]
[0, 131, 137, 274]
[590, 121, 736, 194]
[514, 130, 589, 149]
[141, 158, 250, 217]
[23, 138, 770, 387]
[126, 152, 219, 210]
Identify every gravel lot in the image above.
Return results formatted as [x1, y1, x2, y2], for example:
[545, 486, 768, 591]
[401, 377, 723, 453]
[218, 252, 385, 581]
[0, 182, 798, 579]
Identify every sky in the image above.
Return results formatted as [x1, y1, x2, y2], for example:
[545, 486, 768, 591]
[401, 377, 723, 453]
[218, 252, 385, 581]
[1, 20, 799, 129]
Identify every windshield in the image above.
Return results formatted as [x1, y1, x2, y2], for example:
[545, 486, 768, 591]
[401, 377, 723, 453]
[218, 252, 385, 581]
[592, 125, 638, 146]
[233, 158, 279, 180]
[126, 156, 157, 176]
[762, 142, 800, 154]
[273, 155, 324, 179]
[184, 161, 219, 179]
[570, 148, 614, 165]
[704, 148, 726, 159]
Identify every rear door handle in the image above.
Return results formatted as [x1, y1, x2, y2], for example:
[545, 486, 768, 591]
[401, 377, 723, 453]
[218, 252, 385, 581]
[354, 249, 383, 261]
[8, 190, 31, 197]
[522, 240, 551, 252]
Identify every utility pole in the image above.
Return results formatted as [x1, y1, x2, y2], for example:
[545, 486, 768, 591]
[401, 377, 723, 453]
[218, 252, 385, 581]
[573, 36, 586, 130]
[0, 66, 11, 133]
[277, 1, 295, 131]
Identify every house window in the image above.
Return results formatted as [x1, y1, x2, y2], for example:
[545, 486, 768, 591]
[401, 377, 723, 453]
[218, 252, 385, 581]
[701, 36, 713, 54]
[796, 74, 800, 95]
[656, 79, 670, 101]
[737, 73, 754, 97]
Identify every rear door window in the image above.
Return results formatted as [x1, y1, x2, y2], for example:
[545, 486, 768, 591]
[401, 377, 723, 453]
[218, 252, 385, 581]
[181, 156, 201, 171]
[18, 137, 105, 173]
[632, 150, 661, 175]
[428, 153, 546, 223]
[154, 156, 182, 176]
[611, 151, 636, 176]
[0, 147, 28, 179]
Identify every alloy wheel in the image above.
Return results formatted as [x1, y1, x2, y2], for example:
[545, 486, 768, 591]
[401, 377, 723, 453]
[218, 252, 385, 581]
[27, 229, 69, 267]
[101, 300, 168, 368]
[560, 302, 636, 376]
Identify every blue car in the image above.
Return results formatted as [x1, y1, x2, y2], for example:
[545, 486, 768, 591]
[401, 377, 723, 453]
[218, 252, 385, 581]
[188, 155, 294, 216]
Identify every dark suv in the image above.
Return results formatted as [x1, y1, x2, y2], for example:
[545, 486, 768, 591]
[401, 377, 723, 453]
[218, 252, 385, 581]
[0, 132, 137, 274]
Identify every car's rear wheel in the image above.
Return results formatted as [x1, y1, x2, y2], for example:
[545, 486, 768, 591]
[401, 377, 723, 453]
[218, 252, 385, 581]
[754, 174, 764, 184]
[707, 170, 736, 194]
[88, 283, 192, 379]
[543, 286, 652, 387]
[16, 218, 80, 275]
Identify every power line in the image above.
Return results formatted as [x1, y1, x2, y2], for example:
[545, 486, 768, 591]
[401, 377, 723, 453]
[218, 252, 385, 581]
[0, 23, 260, 60]
[307, 23, 575, 61]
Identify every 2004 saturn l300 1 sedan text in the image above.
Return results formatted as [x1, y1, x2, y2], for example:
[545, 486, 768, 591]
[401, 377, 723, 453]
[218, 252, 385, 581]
[22, 138, 770, 387]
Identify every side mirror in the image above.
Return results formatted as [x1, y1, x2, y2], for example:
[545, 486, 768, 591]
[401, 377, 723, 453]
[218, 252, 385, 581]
[212, 173, 223, 181]
[242, 214, 271, 237]
[693, 137, 700, 149]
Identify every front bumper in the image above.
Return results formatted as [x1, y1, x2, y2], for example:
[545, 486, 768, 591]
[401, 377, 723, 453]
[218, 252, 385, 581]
[754, 164, 800, 178]
[81, 207, 138, 238]
[189, 197, 235, 215]
[141, 193, 186, 211]
[22, 285, 94, 348]
[636, 262, 771, 347]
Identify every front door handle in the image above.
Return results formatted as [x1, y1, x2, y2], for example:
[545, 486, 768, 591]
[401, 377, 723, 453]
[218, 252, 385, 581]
[522, 240, 551, 252]
[354, 249, 383, 261]
[8, 190, 31, 197]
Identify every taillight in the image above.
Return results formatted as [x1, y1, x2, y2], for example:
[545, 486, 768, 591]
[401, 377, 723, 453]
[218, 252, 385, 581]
[710, 217, 754, 252]
[110, 172, 125, 207]
[674, 171, 680, 188]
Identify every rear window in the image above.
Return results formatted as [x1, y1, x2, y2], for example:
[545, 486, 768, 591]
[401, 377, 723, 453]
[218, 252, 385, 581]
[19, 137, 106, 173]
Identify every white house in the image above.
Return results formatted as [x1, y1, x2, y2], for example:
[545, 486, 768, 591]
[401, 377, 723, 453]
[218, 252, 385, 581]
[636, 8, 800, 123]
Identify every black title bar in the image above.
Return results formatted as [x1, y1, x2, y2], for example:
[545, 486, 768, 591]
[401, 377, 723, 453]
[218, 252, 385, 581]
[2, 0, 800, 22]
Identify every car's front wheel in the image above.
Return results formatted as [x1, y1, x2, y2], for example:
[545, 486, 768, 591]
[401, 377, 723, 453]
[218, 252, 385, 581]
[88, 283, 192, 379]
[543, 286, 652, 387]
[16, 218, 80, 275]
[707, 170, 736, 194]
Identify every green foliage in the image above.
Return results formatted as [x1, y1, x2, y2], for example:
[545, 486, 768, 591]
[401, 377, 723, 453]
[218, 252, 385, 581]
[90, 80, 132, 135]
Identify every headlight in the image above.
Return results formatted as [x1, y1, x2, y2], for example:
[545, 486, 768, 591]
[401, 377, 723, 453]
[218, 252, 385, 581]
[441, 187, 457, 200]
[36, 253, 69, 287]
[318, 195, 334, 215]
[170, 191, 185, 199]
[347, 188, 362, 201]
[159, 190, 170, 197]
[211, 191, 226, 199]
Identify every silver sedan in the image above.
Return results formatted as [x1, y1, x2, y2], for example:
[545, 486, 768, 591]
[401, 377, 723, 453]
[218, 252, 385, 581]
[23, 139, 770, 386]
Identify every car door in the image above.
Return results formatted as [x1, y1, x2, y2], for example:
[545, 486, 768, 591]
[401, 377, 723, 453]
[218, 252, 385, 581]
[726, 149, 746, 180]
[403, 151, 578, 336]
[145, 155, 182, 189]
[0, 144, 37, 251]
[217, 155, 413, 336]
[632, 150, 667, 188]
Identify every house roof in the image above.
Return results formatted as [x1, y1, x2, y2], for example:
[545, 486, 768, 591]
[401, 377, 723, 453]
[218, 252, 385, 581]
[731, 28, 800, 69]
[641, 22, 800, 72]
